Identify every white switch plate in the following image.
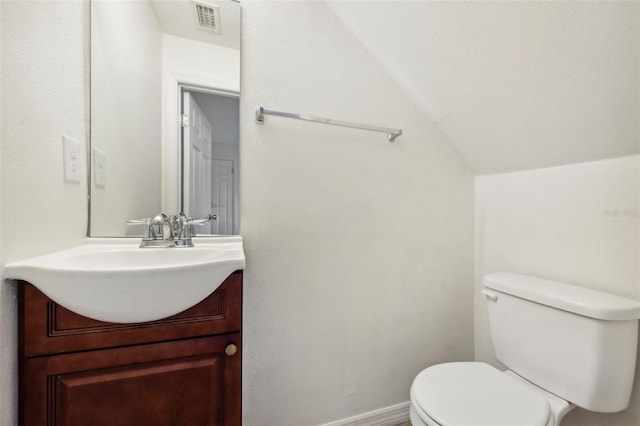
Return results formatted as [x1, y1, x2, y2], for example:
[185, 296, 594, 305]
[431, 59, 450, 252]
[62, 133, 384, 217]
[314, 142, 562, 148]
[93, 148, 106, 188]
[62, 136, 82, 183]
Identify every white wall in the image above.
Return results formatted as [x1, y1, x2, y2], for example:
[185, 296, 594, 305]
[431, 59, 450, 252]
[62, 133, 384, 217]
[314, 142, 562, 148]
[163, 34, 240, 92]
[90, 0, 163, 236]
[240, 2, 475, 425]
[475, 155, 640, 426]
[0, 1, 89, 424]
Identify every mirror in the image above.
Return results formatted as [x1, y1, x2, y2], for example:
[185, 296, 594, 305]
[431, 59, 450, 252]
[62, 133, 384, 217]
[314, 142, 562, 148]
[89, 0, 240, 237]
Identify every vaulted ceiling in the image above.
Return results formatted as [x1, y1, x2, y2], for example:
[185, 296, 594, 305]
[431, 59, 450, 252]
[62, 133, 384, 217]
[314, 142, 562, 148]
[327, 1, 639, 174]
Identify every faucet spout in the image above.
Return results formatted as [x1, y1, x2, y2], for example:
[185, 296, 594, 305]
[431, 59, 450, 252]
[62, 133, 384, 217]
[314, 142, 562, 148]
[150, 213, 171, 240]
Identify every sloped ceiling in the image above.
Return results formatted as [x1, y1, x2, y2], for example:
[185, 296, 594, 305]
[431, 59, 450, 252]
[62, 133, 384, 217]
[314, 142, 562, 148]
[327, 1, 639, 174]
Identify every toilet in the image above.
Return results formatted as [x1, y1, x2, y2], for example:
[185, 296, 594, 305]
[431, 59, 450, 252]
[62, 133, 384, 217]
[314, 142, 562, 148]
[410, 272, 640, 426]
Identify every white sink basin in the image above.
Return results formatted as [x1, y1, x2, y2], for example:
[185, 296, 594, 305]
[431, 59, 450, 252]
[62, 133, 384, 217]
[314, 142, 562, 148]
[4, 237, 245, 323]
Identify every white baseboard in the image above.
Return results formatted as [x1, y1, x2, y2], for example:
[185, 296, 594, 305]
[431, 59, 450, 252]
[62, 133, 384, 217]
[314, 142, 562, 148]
[318, 401, 410, 426]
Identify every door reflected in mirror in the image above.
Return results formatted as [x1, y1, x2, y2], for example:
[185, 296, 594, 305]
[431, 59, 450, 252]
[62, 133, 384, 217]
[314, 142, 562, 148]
[90, 0, 240, 237]
[182, 89, 239, 235]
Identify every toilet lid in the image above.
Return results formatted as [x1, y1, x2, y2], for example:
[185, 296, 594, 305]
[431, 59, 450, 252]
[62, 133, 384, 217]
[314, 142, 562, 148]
[411, 362, 550, 426]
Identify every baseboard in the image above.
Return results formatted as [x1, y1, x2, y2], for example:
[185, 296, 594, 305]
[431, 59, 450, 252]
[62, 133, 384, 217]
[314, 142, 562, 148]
[318, 401, 410, 426]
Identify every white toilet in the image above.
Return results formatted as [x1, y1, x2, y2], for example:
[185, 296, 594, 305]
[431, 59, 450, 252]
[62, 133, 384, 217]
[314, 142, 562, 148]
[410, 272, 640, 426]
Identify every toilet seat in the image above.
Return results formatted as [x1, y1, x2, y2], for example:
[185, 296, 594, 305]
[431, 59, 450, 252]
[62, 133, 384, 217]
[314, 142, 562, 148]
[410, 362, 550, 426]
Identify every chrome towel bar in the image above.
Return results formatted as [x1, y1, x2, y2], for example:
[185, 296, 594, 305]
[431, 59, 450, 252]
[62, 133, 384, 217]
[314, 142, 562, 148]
[255, 106, 403, 142]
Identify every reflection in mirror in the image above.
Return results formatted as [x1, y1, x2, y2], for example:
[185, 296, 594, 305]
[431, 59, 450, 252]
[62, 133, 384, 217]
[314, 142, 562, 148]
[90, 0, 240, 237]
[181, 88, 239, 235]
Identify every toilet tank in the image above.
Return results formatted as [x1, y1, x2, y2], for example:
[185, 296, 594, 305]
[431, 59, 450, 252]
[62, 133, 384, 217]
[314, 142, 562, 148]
[483, 273, 640, 413]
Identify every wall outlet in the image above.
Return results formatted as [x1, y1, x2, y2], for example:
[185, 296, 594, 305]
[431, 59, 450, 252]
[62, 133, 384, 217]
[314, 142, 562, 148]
[62, 136, 82, 183]
[93, 148, 106, 188]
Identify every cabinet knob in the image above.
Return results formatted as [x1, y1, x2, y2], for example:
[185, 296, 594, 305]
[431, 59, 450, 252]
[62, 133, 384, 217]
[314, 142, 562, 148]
[225, 344, 238, 356]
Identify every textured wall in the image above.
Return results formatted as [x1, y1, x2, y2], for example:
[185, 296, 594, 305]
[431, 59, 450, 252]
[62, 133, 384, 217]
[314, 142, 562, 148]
[0, 1, 89, 424]
[475, 156, 640, 425]
[240, 2, 475, 425]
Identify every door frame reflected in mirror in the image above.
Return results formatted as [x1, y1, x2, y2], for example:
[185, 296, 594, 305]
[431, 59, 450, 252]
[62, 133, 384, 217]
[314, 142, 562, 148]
[177, 83, 240, 235]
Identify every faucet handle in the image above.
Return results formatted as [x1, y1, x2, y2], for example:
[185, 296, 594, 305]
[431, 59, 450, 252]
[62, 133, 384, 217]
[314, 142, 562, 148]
[186, 218, 210, 226]
[186, 218, 211, 237]
[126, 218, 151, 225]
[126, 218, 155, 240]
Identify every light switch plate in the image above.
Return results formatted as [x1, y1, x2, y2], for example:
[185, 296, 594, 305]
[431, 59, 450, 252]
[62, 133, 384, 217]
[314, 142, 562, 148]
[93, 148, 106, 188]
[62, 136, 82, 183]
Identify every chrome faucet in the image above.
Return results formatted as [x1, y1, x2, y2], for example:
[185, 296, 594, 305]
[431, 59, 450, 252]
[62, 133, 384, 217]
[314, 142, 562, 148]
[127, 213, 209, 248]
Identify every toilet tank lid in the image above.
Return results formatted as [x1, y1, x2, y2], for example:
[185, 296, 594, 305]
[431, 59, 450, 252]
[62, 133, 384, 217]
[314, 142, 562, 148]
[484, 273, 640, 321]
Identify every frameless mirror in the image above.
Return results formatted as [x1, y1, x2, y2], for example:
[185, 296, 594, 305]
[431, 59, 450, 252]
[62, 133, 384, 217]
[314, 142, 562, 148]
[90, 0, 240, 237]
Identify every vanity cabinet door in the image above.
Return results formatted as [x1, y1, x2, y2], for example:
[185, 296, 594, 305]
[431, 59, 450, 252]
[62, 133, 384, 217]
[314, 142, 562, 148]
[21, 333, 241, 426]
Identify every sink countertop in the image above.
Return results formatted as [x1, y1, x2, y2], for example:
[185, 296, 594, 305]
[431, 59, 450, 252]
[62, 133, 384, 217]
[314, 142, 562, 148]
[4, 236, 246, 323]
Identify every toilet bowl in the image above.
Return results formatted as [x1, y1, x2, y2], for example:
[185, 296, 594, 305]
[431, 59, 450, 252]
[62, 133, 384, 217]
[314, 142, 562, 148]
[409, 362, 573, 426]
[408, 273, 640, 426]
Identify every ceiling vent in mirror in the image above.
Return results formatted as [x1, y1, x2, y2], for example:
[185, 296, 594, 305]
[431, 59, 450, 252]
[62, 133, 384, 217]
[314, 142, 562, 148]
[193, 1, 221, 34]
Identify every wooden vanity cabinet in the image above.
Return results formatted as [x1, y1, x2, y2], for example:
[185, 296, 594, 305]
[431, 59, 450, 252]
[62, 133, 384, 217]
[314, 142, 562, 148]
[18, 271, 242, 426]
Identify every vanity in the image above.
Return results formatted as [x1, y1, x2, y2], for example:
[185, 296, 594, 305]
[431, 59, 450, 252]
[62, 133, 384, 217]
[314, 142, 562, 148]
[7, 0, 245, 423]
[18, 271, 242, 425]
[7, 235, 245, 426]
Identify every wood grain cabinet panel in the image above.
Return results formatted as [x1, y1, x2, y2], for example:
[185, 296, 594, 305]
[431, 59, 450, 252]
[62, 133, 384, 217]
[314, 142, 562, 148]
[19, 271, 242, 426]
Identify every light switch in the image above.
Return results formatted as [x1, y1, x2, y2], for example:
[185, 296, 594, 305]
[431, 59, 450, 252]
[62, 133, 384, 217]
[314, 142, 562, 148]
[63, 136, 82, 183]
[93, 148, 106, 188]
